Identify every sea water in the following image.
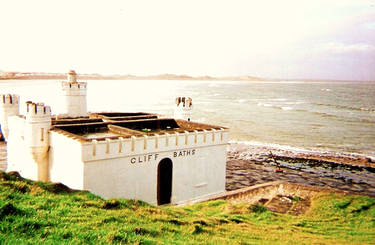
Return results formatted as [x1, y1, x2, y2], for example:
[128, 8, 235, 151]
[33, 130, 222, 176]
[1, 79, 374, 157]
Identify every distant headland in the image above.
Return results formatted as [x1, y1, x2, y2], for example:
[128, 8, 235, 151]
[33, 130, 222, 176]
[0, 71, 262, 81]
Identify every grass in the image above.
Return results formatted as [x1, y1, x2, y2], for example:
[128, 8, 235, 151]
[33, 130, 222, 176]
[0, 171, 374, 244]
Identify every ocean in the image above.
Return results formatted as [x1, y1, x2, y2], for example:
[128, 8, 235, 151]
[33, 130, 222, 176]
[1, 79, 374, 158]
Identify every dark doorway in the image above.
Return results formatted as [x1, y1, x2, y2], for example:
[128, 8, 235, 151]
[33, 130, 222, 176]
[157, 158, 173, 205]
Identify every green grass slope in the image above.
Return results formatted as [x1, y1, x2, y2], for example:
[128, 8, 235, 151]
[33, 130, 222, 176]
[0, 171, 374, 244]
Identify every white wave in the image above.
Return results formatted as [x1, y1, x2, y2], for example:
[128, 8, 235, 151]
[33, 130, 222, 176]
[258, 103, 293, 110]
[260, 103, 272, 107]
[238, 99, 246, 103]
[228, 140, 375, 160]
[321, 88, 331, 92]
[229, 140, 313, 153]
[281, 106, 293, 111]
[285, 101, 304, 105]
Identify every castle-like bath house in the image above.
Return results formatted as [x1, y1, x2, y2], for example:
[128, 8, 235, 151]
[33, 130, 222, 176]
[0, 71, 229, 205]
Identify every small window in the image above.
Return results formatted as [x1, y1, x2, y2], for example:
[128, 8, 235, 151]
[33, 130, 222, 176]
[40, 128, 44, 141]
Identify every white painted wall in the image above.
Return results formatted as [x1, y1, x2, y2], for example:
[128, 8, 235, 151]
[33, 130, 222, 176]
[172, 144, 227, 204]
[24, 103, 51, 153]
[61, 82, 87, 118]
[83, 154, 158, 204]
[174, 98, 192, 121]
[0, 94, 19, 140]
[7, 116, 39, 180]
[83, 143, 226, 205]
[49, 131, 85, 190]
[81, 129, 229, 205]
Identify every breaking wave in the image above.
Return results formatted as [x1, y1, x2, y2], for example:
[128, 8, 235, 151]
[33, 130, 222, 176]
[228, 140, 375, 160]
[257, 103, 294, 111]
[314, 103, 375, 112]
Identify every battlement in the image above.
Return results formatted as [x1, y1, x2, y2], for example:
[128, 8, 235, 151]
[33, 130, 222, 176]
[51, 126, 229, 161]
[62, 81, 87, 90]
[0, 94, 19, 105]
[62, 69, 87, 91]
[176, 97, 192, 108]
[61, 70, 87, 94]
[25, 101, 51, 117]
[174, 97, 193, 121]
[50, 117, 229, 161]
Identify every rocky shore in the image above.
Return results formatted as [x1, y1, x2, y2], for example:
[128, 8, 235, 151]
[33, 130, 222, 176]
[226, 143, 375, 196]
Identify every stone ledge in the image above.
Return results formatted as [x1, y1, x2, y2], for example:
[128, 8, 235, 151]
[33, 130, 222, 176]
[204, 181, 375, 205]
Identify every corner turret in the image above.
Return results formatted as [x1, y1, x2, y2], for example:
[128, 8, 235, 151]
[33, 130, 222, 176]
[61, 70, 87, 118]
[24, 101, 52, 181]
[174, 97, 192, 121]
[0, 94, 20, 141]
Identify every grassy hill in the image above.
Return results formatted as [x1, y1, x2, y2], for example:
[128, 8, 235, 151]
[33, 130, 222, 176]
[0, 171, 374, 244]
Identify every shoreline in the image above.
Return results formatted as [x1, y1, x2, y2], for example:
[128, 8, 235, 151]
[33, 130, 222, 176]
[1, 142, 374, 196]
[226, 143, 375, 196]
[228, 142, 375, 168]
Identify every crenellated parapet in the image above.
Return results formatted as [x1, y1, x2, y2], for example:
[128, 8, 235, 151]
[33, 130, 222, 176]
[24, 101, 51, 145]
[0, 94, 20, 140]
[62, 127, 230, 162]
[61, 82, 87, 97]
[174, 97, 193, 121]
[61, 69, 87, 95]
[61, 82, 87, 94]
[1, 94, 19, 105]
[25, 102, 51, 119]
[175, 97, 192, 108]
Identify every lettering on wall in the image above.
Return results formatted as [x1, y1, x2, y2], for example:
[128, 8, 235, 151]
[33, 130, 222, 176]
[130, 154, 159, 164]
[173, 149, 195, 158]
[129, 149, 197, 164]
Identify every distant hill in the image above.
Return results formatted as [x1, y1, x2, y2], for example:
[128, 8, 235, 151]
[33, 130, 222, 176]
[0, 71, 263, 81]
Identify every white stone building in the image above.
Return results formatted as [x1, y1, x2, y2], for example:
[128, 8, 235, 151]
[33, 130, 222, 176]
[0, 71, 229, 205]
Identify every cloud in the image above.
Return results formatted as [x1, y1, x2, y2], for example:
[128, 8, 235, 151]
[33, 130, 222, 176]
[364, 21, 375, 30]
[321, 42, 375, 54]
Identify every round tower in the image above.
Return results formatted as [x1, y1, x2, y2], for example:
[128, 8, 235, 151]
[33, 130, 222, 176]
[24, 102, 51, 181]
[0, 94, 20, 141]
[61, 70, 87, 118]
[174, 97, 193, 121]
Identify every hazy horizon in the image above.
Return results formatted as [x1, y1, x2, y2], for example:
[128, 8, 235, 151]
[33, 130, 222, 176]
[1, 0, 374, 81]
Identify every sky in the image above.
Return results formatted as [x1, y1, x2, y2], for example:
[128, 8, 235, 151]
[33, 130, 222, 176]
[0, 0, 374, 81]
